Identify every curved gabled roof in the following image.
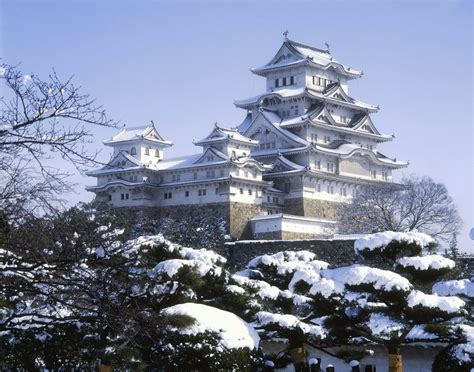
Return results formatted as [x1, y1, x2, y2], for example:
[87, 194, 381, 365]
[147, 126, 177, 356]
[104, 122, 173, 147]
[251, 39, 362, 79]
[194, 123, 258, 146]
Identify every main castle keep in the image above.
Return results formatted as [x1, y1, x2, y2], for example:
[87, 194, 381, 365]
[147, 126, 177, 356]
[87, 36, 407, 240]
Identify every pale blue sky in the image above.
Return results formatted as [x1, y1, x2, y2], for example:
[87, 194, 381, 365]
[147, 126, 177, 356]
[1, 0, 472, 251]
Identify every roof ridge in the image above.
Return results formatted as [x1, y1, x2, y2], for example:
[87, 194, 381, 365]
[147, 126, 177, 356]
[287, 38, 330, 55]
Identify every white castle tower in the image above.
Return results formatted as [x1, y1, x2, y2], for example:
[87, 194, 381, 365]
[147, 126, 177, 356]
[87, 35, 407, 240]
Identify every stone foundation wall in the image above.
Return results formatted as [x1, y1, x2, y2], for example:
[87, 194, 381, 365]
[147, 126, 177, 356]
[284, 197, 339, 219]
[284, 198, 305, 216]
[225, 239, 356, 270]
[303, 198, 339, 219]
[229, 203, 265, 239]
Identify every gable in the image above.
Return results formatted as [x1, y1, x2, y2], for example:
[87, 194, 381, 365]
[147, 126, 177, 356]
[272, 44, 300, 65]
[244, 113, 306, 149]
[193, 147, 228, 165]
[106, 152, 141, 169]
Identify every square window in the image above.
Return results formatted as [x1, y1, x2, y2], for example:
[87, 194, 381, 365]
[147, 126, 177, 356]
[185, 191, 189, 197]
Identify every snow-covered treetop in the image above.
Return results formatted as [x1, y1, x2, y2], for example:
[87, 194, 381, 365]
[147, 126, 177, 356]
[354, 231, 436, 255]
[161, 303, 260, 350]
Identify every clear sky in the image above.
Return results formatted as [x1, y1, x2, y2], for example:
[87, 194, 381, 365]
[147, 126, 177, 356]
[1, 0, 473, 252]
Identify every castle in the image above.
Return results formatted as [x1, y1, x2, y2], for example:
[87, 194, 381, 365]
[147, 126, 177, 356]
[86, 36, 407, 240]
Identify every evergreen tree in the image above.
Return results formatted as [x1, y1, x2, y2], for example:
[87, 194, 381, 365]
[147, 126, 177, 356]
[449, 232, 459, 258]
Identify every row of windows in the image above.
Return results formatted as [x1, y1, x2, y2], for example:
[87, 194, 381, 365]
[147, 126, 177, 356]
[309, 134, 331, 144]
[313, 161, 336, 173]
[239, 188, 254, 195]
[235, 169, 257, 179]
[312, 76, 334, 87]
[130, 147, 160, 157]
[120, 193, 129, 200]
[266, 196, 280, 204]
[275, 76, 295, 88]
[163, 188, 220, 200]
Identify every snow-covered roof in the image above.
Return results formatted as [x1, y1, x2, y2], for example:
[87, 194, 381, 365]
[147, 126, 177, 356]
[251, 39, 362, 79]
[314, 141, 408, 168]
[161, 303, 260, 350]
[195, 124, 258, 146]
[234, 86, 377, 112]
[104, 123, 173, 146]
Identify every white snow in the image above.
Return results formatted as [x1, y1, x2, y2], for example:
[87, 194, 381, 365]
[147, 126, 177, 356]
[405, 325, 437, 340]
[232, 274, 281, 300]
[365, 313, 404, 339]
[309, 265, 412, 297]
[406, 290, 465, 314]
[354, 231, 436, 253]
[432, 279, 474, 298]
[397, 255, 455, 271]
[452, 325, 474, 363]
[161, 303, 260, 350]
[255, 311, 326, 338]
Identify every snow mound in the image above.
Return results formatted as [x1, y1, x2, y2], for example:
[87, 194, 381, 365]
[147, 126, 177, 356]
[354, 231, 436, 253]
[255, 311, 326, 338]
[161, 303, 259, 350]
[407, 290, 465, 314]
[397, 255, 455, 271]
[309, 265, 412, 297]
[248, 251, 328, 276]
[432, 279, 474, 298]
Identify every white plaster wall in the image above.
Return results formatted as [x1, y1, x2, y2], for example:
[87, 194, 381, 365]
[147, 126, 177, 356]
[265, 66, 306, 92]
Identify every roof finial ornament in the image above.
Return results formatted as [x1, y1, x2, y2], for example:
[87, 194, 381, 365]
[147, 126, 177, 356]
[214, 121, 219, 128]
[324, 41, 330, 53]
[150, 120, 155, 127]
[283, 30, 289, 40]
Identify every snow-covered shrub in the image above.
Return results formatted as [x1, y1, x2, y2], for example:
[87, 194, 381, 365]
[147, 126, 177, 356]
[146, 303, 263, 370]
[354, 231, 437, 260]
[432, 325, 474, 372]
[396, 254, 456, 280]
[432, 279, 474, 299]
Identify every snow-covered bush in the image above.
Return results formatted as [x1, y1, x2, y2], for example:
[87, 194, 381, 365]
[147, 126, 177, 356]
[354, 231, 436, 259]
[0, 205, 259, 369]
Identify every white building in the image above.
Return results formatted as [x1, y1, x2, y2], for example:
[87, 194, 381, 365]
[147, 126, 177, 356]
[87, 36, 407, 240]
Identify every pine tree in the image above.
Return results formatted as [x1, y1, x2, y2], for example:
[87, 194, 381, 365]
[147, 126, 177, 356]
[449, 232, 459, 258]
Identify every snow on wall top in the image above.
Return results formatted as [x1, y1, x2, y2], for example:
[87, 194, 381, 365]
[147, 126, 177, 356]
[354, 231, 436, 254]
[161, 303, 260, 350]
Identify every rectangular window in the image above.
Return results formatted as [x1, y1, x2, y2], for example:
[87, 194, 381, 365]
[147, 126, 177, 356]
[319, 77, 324, 86]
[185, 191, 189, 197]
[193, 172, 197, 180]
[340, 116, 346, 123]
[282, 77, 287, 86]
[290, 76, 294, 85]
[315, 160, 321, 169]
[121, 194, 124, 200]
[248, 189, 252, 195]
[202, 189, 206, 196]
[126, 193, 129, 200]
[108, 195, 112, 201]
[275, 78, 279, 88]
[198, 190, 202, 196]
[371, 170, 377, 179]
[327, 162, 335, 172]
[215, 188, 219, 194]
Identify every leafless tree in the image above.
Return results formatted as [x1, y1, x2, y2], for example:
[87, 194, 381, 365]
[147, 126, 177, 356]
[0, 63, 117, 219]
[338, 175, 461, 243]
